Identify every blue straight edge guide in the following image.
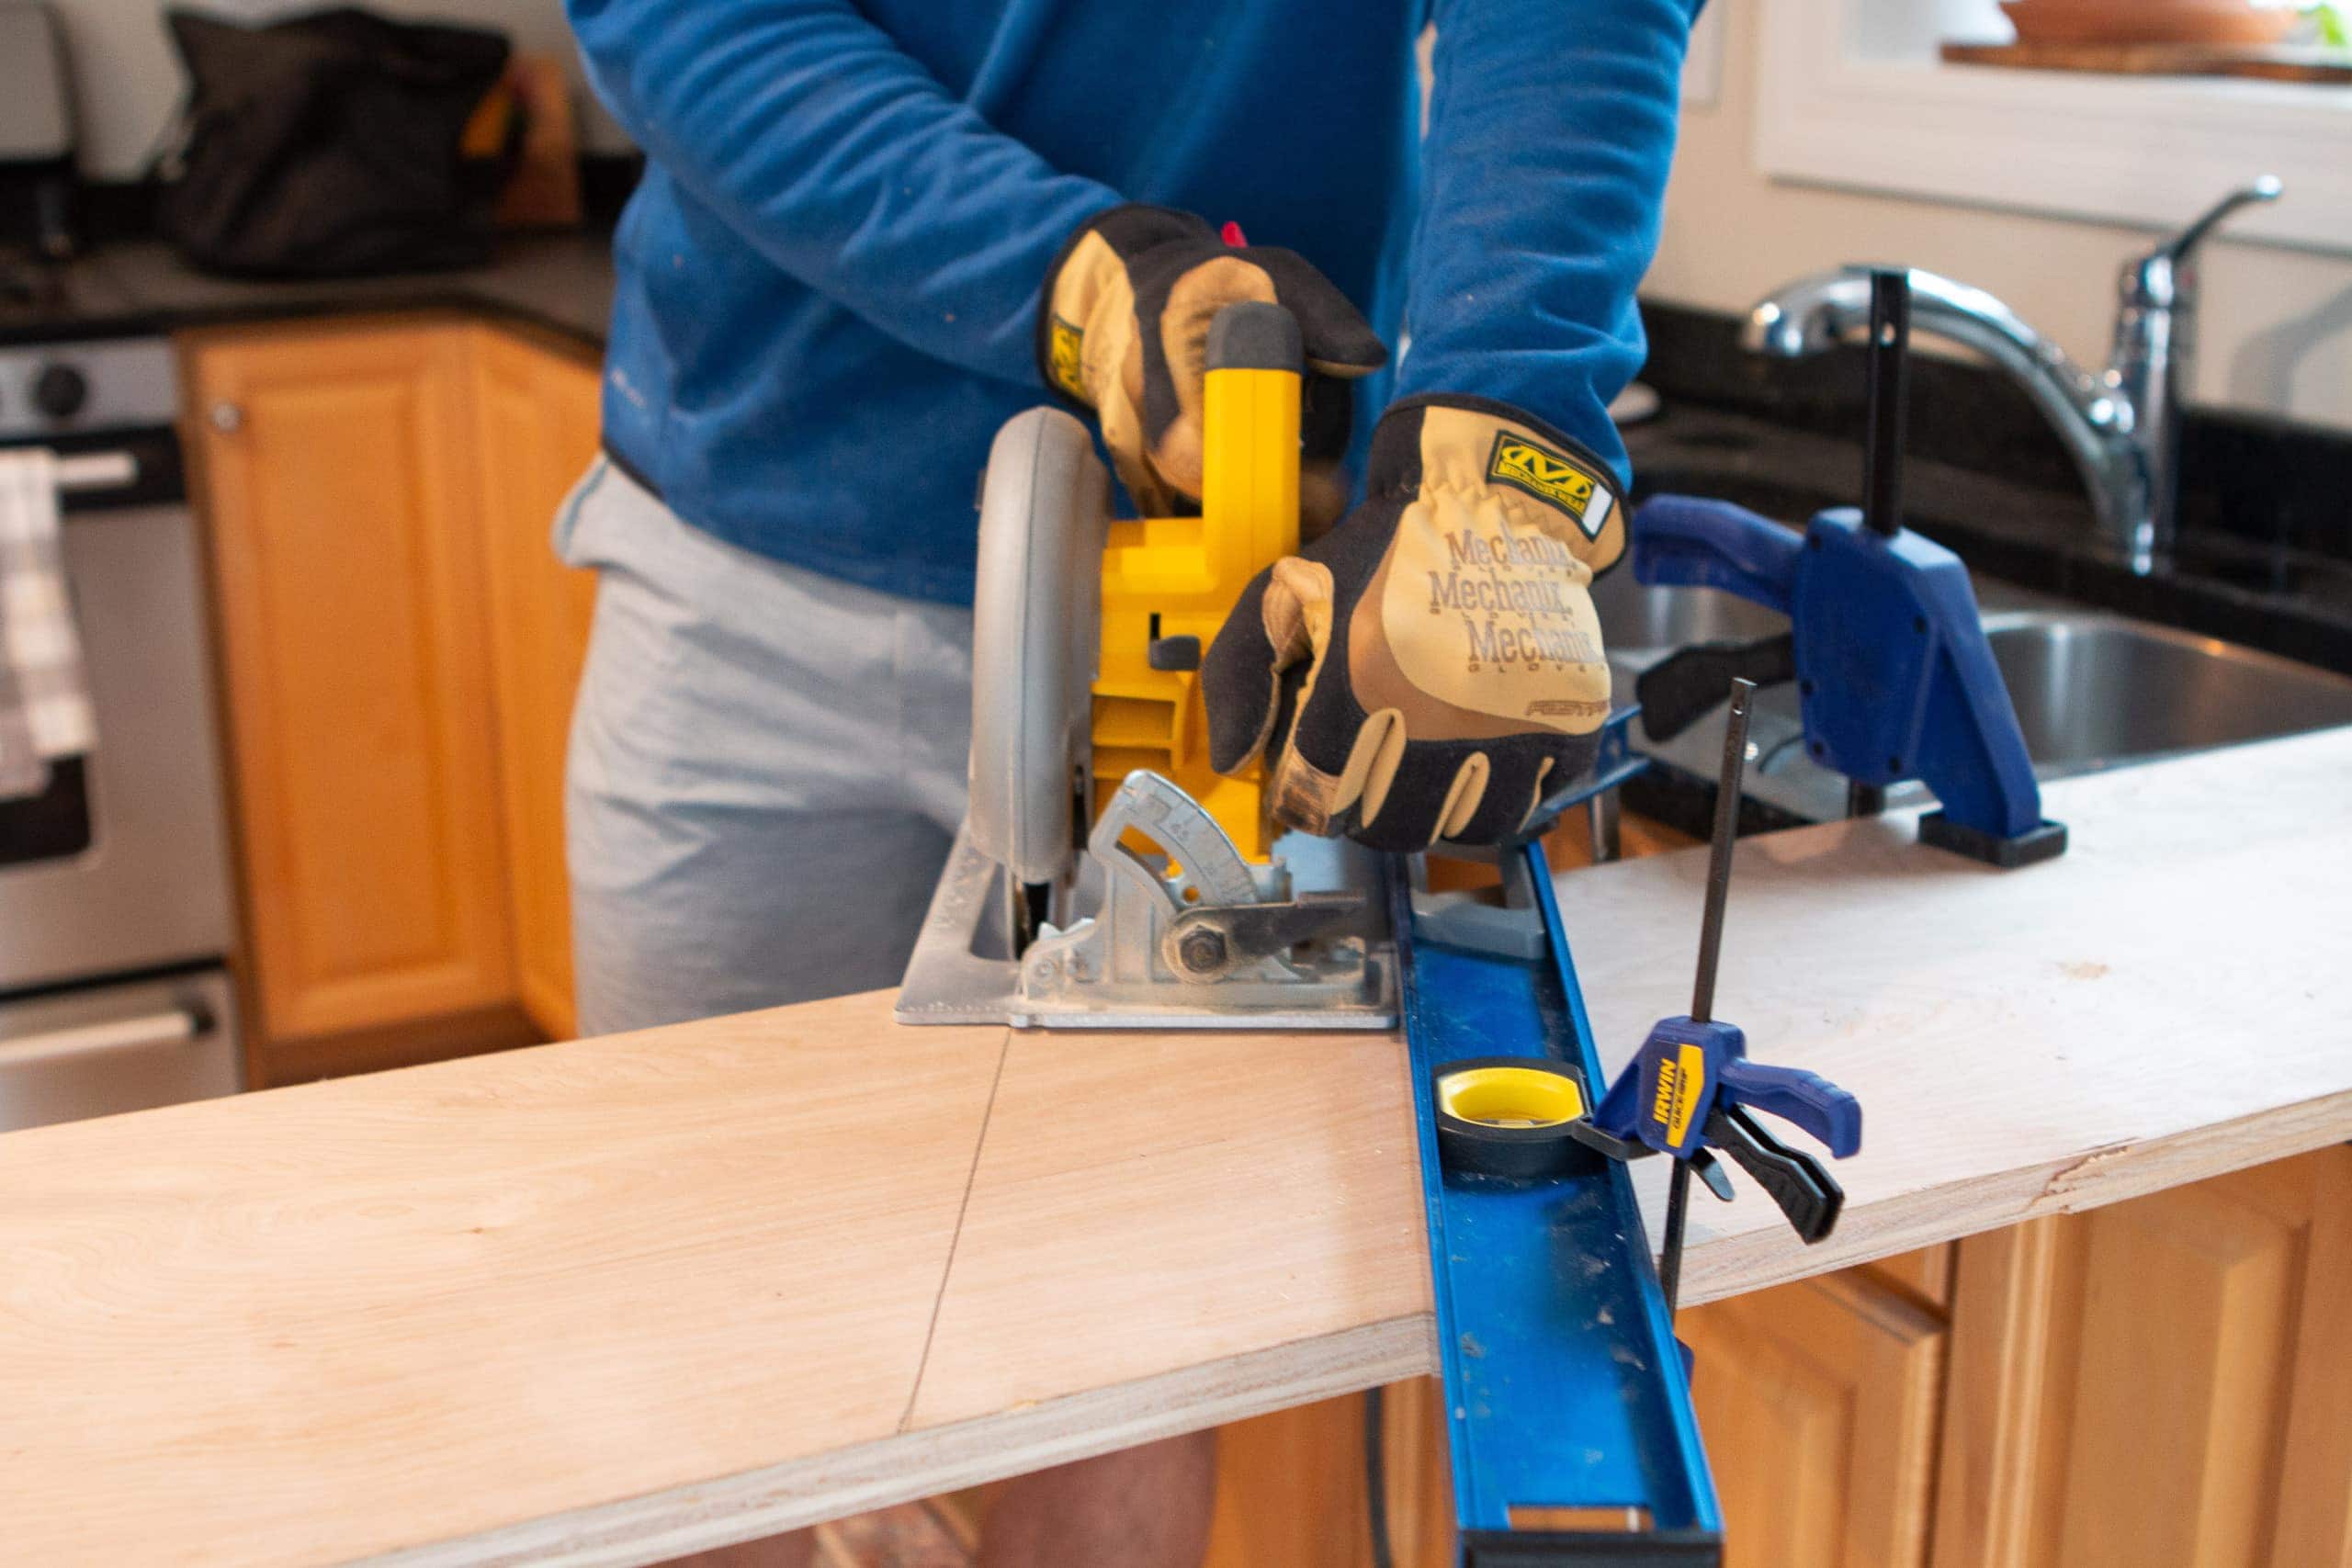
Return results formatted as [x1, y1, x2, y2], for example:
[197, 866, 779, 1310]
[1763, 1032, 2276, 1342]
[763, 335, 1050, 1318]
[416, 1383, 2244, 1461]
[1391, 838, 1723, 1566]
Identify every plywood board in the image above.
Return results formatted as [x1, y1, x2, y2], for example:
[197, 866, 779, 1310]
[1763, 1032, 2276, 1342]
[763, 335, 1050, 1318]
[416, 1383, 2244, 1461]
[905, 1029, 1430, 1432]
[0, 994, 1007, 1568]
[1572, 728, 2352, 1306]
[2, 728, 2348, 1567]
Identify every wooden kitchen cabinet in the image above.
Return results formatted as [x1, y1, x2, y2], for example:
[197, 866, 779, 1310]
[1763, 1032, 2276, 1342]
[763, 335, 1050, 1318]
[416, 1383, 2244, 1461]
[189, 319, 521, 1073]
[1454, 1153, 2349, 1568]
[1932, 1143, 2352, 1568]
[469, 327, 601, 1040]
[1679, 1267, 1947, 1567]
[187, 315, 600, 1082]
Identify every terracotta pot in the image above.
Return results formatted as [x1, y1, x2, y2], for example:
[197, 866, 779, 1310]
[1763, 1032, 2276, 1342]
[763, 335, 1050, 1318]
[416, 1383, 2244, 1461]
[2000, 0, 2301, 46]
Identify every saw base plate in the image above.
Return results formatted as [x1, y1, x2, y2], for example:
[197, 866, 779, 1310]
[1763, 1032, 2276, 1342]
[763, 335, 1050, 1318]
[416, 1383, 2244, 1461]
[896, 818, 1397, 1032]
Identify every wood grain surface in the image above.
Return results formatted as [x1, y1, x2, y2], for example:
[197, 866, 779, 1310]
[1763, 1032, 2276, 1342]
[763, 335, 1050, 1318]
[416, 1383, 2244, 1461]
[0, 995, 1008, 1568]
[1577, 727, 2352, 1306]
[905, 1029, 1429, 1433]
[2, 728, 2348, 1567]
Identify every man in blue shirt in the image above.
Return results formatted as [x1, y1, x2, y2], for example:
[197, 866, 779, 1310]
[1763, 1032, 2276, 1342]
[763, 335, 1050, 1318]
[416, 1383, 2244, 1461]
[560, 2, 1697, 1562]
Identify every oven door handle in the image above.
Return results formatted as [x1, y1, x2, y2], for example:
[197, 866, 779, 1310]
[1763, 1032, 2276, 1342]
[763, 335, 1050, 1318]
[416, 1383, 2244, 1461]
[0, 1004, 217, 1066]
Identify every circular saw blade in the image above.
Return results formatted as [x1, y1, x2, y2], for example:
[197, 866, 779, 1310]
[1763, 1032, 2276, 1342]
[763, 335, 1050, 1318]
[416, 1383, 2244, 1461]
[966, 407, 1110, 887]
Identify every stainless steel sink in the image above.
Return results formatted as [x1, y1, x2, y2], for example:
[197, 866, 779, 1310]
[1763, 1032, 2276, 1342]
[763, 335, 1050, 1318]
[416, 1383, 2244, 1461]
[1978, 613, 2352, 777]
[1590, 574, 2352, 821]
[1589, 572, 1790, 651]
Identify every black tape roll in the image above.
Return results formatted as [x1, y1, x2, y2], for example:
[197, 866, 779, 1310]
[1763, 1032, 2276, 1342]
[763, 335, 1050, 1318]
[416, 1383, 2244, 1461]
[1432, 1056, 1592, 1180]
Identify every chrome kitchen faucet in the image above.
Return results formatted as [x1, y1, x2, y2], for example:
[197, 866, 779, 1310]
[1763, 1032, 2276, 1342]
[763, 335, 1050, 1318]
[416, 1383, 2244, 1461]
[1742, 177, 2282, 575]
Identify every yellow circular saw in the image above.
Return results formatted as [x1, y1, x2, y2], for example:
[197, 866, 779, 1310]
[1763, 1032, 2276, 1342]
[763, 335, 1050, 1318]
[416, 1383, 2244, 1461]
[899, 303, 1396, 1030]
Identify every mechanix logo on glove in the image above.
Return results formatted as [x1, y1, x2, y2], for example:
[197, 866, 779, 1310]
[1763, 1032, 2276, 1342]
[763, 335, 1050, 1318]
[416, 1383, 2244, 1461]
[1046, 317, 1088, 402]
[1203, 396, 1625, 852]
[1486, 430, 1610, 537]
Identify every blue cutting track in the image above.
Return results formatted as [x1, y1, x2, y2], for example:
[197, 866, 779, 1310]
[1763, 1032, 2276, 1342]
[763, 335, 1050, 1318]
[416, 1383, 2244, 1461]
[1392, 840, 1724, 1566]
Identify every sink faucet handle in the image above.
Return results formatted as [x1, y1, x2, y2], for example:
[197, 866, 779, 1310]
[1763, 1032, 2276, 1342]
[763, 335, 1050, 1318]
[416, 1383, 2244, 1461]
[2156, 175, 2283, 264]
[2126, 176, 2283, 301]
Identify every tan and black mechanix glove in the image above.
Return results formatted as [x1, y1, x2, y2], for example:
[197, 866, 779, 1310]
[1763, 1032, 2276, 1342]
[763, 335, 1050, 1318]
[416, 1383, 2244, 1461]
[1039, 205, 1386, 521]
[1202, 395, 1623, 852]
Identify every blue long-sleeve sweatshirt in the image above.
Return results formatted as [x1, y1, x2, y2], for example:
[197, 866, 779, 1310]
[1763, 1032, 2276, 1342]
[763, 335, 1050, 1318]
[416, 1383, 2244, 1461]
[567, 0, 1698, 604]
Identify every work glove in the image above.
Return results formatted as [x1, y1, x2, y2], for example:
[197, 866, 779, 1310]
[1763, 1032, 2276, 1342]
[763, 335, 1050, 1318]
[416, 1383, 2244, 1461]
[1202, 395, 1624, 852]
[1039, 204, 1386, 522]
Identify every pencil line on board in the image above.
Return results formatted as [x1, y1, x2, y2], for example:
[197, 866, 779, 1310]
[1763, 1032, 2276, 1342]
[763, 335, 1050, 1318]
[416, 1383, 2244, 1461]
[899, 1029, 1013, 1433]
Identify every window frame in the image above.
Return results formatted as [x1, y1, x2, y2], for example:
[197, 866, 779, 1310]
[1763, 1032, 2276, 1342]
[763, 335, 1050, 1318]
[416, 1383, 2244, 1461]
[1751, 0, 2352, 254]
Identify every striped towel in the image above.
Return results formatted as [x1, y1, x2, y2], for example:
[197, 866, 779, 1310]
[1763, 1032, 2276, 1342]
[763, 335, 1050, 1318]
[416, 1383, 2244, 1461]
[0, 449, 96, 801]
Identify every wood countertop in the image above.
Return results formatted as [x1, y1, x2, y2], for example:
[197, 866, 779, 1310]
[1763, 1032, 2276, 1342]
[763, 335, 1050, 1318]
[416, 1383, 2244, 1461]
[5, 728, 2348, 1567]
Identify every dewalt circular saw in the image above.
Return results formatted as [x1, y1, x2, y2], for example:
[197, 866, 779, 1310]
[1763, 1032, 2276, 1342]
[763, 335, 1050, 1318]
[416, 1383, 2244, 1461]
[898, 302, 1396, 1030]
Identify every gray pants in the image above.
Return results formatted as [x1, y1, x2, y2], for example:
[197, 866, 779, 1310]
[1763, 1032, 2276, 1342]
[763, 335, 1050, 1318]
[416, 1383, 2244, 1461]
[556, 459, 973, 1035]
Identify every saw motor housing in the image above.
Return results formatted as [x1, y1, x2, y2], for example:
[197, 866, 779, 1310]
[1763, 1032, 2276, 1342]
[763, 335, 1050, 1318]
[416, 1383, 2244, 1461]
[1091, 307, 1301, 862]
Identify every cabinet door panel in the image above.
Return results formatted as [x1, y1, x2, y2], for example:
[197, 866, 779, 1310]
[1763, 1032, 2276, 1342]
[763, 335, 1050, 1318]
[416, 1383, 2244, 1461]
[471, 327, 602, 1040]
[1935, 1146, 2352, 1568]
[1681, 1271, 1946, 1568]
[2272, 1147, 2352, 1568]
[191, 322, 514, 1046]
[1200, 1395, 1375, 1568]
[2052, 1179, 2297, 1566]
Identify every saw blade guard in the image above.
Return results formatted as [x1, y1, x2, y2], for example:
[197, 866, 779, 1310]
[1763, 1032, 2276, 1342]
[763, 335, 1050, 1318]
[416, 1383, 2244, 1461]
[965, 406, 1109, 888]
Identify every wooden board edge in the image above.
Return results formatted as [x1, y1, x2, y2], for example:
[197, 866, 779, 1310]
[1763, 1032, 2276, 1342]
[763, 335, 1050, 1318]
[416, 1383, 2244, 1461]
[352, 1316, 1434, 1568]
[2031, 1088, 2352, 1213]
[1677, 1087, 2352, 1308]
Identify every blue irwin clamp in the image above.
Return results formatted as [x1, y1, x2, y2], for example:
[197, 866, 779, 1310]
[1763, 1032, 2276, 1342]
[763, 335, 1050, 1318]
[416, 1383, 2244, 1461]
[1574, 678, 1862, 1309]
[1630, 494, 2067, 868]
[1593, 1014, 1861, 1245]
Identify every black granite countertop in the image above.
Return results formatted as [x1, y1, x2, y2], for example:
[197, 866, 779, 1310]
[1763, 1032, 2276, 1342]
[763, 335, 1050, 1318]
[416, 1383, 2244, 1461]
[1625, 299, 2352, 681]
[1610, 389, 2352, 841]
[1622, 400, 2352, 680]
[0, 231, 616, 351]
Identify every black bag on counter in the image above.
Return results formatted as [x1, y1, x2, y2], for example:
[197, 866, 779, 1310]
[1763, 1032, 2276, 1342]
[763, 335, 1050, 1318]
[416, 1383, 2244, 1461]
[155, 7, 514, 278]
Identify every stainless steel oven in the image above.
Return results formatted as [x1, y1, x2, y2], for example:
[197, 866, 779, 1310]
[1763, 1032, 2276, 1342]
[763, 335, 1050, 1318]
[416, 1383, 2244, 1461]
[0, 329, 242, 1128]
[0, 966, 234, 1126]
